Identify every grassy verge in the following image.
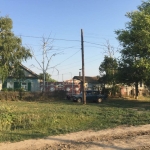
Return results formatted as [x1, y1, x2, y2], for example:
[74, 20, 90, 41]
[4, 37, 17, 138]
[0, 98, 150, 142]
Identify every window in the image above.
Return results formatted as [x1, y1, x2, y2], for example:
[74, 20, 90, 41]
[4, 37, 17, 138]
[21, 83, 27, 91]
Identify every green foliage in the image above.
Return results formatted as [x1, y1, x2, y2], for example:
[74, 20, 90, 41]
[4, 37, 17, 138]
[115, 0, 150, 98]
[99, 56, 119, 95]
[99, 56, 118, 85]
[16, 88, 25, 100]
[0, 16, 32, 82]
[39, 73, 57, 82]
[0, 99, 150, 142]
[11, 68, 26, 80]
[1, 88, 14, 91]
[0, 104, 16, 131]
[111, 85, 120, 96]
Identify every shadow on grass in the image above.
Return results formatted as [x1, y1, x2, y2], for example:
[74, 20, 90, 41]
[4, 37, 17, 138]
[2, 131, 128, 150]
[1, 131, 47, 142]
[38, 97, 150, 108]
[44, 136, 126, 150]
[20, 95, 150, 111]
[104, 98, 150, 110]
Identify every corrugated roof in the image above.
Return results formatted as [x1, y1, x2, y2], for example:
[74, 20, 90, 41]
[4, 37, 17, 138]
[20, 64, 39, 78]
[73, 76, 100, 83]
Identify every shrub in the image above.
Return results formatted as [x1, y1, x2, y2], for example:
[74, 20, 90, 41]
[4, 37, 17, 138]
[0, 105, 16, 131]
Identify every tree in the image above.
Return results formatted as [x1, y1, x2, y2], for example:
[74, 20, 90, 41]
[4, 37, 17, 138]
[0, 16, 32, 82]
[99, 40, 119, 96]
[31, 37, 61, 92]
[102, 40, 117, 58]
[39, 73, 57, 82]
[115, 0, 150, 99]
[99, 56, 118, 95]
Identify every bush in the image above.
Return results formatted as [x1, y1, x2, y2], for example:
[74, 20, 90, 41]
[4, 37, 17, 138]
[1, 88, 8, 91]
[0, 105, 16, 131]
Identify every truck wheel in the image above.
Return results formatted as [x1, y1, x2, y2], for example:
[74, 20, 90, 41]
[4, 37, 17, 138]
[97, 98, 102, 103]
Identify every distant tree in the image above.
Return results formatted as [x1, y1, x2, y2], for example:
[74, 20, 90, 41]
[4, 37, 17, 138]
[99, 40, 119, 95]
[39, 73, 57, 82]
[31, 37, 61, 91]
[102, 40, 118, 58]
[0, 16, 32, 82]
[99, 56, 118, 95]
[115, 0, 150, 99]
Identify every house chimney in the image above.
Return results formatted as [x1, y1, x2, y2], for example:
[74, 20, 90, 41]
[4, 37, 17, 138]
[79, 72, 81, 76]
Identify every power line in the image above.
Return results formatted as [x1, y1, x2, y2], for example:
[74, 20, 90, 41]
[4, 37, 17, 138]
[19, 34, 80, 42]
[52, 49, 80, 68]
[56, 55, 102, 72]
[20, 34, 119, 49]
[84, 41, 104, 46]
[31, 46, 80, 56]
[84, 32, 116, 38]
[57, 52, 103, 69]
[51, 57, 102, 76]
[84, 41, 120, 49]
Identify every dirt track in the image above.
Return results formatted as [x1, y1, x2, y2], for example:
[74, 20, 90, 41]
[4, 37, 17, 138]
[0, 124, 150, 150]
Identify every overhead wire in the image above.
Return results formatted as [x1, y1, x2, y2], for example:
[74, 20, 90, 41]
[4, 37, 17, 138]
[51, 57, 102, 77]
[51, 49, 81, 68]
[53, 52, 104, 72]
[20, 33, 118, 49]
[19, 33, 118, 77]
[19, 34, 81, 42]
[56, 50, 104, 69]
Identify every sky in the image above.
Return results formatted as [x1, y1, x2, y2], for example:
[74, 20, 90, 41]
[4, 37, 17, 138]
[0, 0, 142, 81]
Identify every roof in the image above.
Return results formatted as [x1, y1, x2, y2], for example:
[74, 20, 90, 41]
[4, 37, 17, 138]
[73, 76, 100, 84]
[20, 64, 39, 78]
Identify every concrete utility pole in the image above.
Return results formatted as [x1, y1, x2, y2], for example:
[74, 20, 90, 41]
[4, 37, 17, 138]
[43, 42, 46, 92]
[81, 29, 86, 104]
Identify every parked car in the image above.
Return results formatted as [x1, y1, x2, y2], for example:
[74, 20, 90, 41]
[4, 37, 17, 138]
[72, 90, 107, 103]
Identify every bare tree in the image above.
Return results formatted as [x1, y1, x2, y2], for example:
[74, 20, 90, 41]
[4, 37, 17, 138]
[102, 40, 119, 58]
[31, 36, 61, 92]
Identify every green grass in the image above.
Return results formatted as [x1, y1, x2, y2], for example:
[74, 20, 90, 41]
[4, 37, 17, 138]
[0, 98, 150, 142]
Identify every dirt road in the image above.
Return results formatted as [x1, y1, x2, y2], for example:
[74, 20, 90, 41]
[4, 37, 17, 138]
[0, 124, 150, 150]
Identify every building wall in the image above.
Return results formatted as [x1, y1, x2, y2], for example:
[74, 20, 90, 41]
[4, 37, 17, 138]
[5, 78, 40, 92]
[30, 79, 41, 92]
[120, 83, 148, 97]
[85, 83, 101, 91]
[40, 81, 80, 95]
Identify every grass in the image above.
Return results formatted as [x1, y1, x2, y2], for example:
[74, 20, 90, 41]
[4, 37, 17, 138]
[0, 97, 150, 142]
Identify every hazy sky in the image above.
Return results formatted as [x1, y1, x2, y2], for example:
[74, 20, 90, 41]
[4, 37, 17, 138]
[1, 0, 142, 81]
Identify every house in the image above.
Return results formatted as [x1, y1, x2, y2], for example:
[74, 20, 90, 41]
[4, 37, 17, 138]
[73, 76, 102, 91]
[120, 83, 149, 97]
[2, 64, 41, 92]
[40, 79, 81, 95]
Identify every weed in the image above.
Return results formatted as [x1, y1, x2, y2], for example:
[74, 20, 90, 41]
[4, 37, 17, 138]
[0, 98, 150, 142]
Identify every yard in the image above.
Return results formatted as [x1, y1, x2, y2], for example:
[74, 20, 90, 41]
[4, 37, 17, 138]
[0, 97, 150, 144]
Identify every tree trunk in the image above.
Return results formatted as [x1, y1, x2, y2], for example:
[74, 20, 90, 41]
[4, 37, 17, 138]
[135, 81, 139, 99]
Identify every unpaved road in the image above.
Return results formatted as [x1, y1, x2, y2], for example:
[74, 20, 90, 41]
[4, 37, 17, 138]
[0, 124, 150, 150]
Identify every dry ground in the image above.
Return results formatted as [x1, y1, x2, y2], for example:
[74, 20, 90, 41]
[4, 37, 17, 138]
[0, 124, 150, 150]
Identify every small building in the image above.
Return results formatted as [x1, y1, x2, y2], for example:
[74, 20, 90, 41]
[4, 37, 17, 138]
[40, 79, 81, 95]
[2, 64, 40, 92]
[73, 76, 102, 91]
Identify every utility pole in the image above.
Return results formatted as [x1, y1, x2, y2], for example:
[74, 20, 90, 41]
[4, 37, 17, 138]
[62, 74, 65, 91]
[70, 72, 73, 96]
[43, 42, 46, 92]
[81, 29, 86, 104]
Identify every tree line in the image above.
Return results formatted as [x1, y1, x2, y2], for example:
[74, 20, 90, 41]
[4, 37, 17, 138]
[0, 16, 56, 85]
[99, 0, 150, 99]
[1, 1, 150, 96]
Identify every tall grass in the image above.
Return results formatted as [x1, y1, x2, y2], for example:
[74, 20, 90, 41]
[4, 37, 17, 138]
[0, 98, 150, 142]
